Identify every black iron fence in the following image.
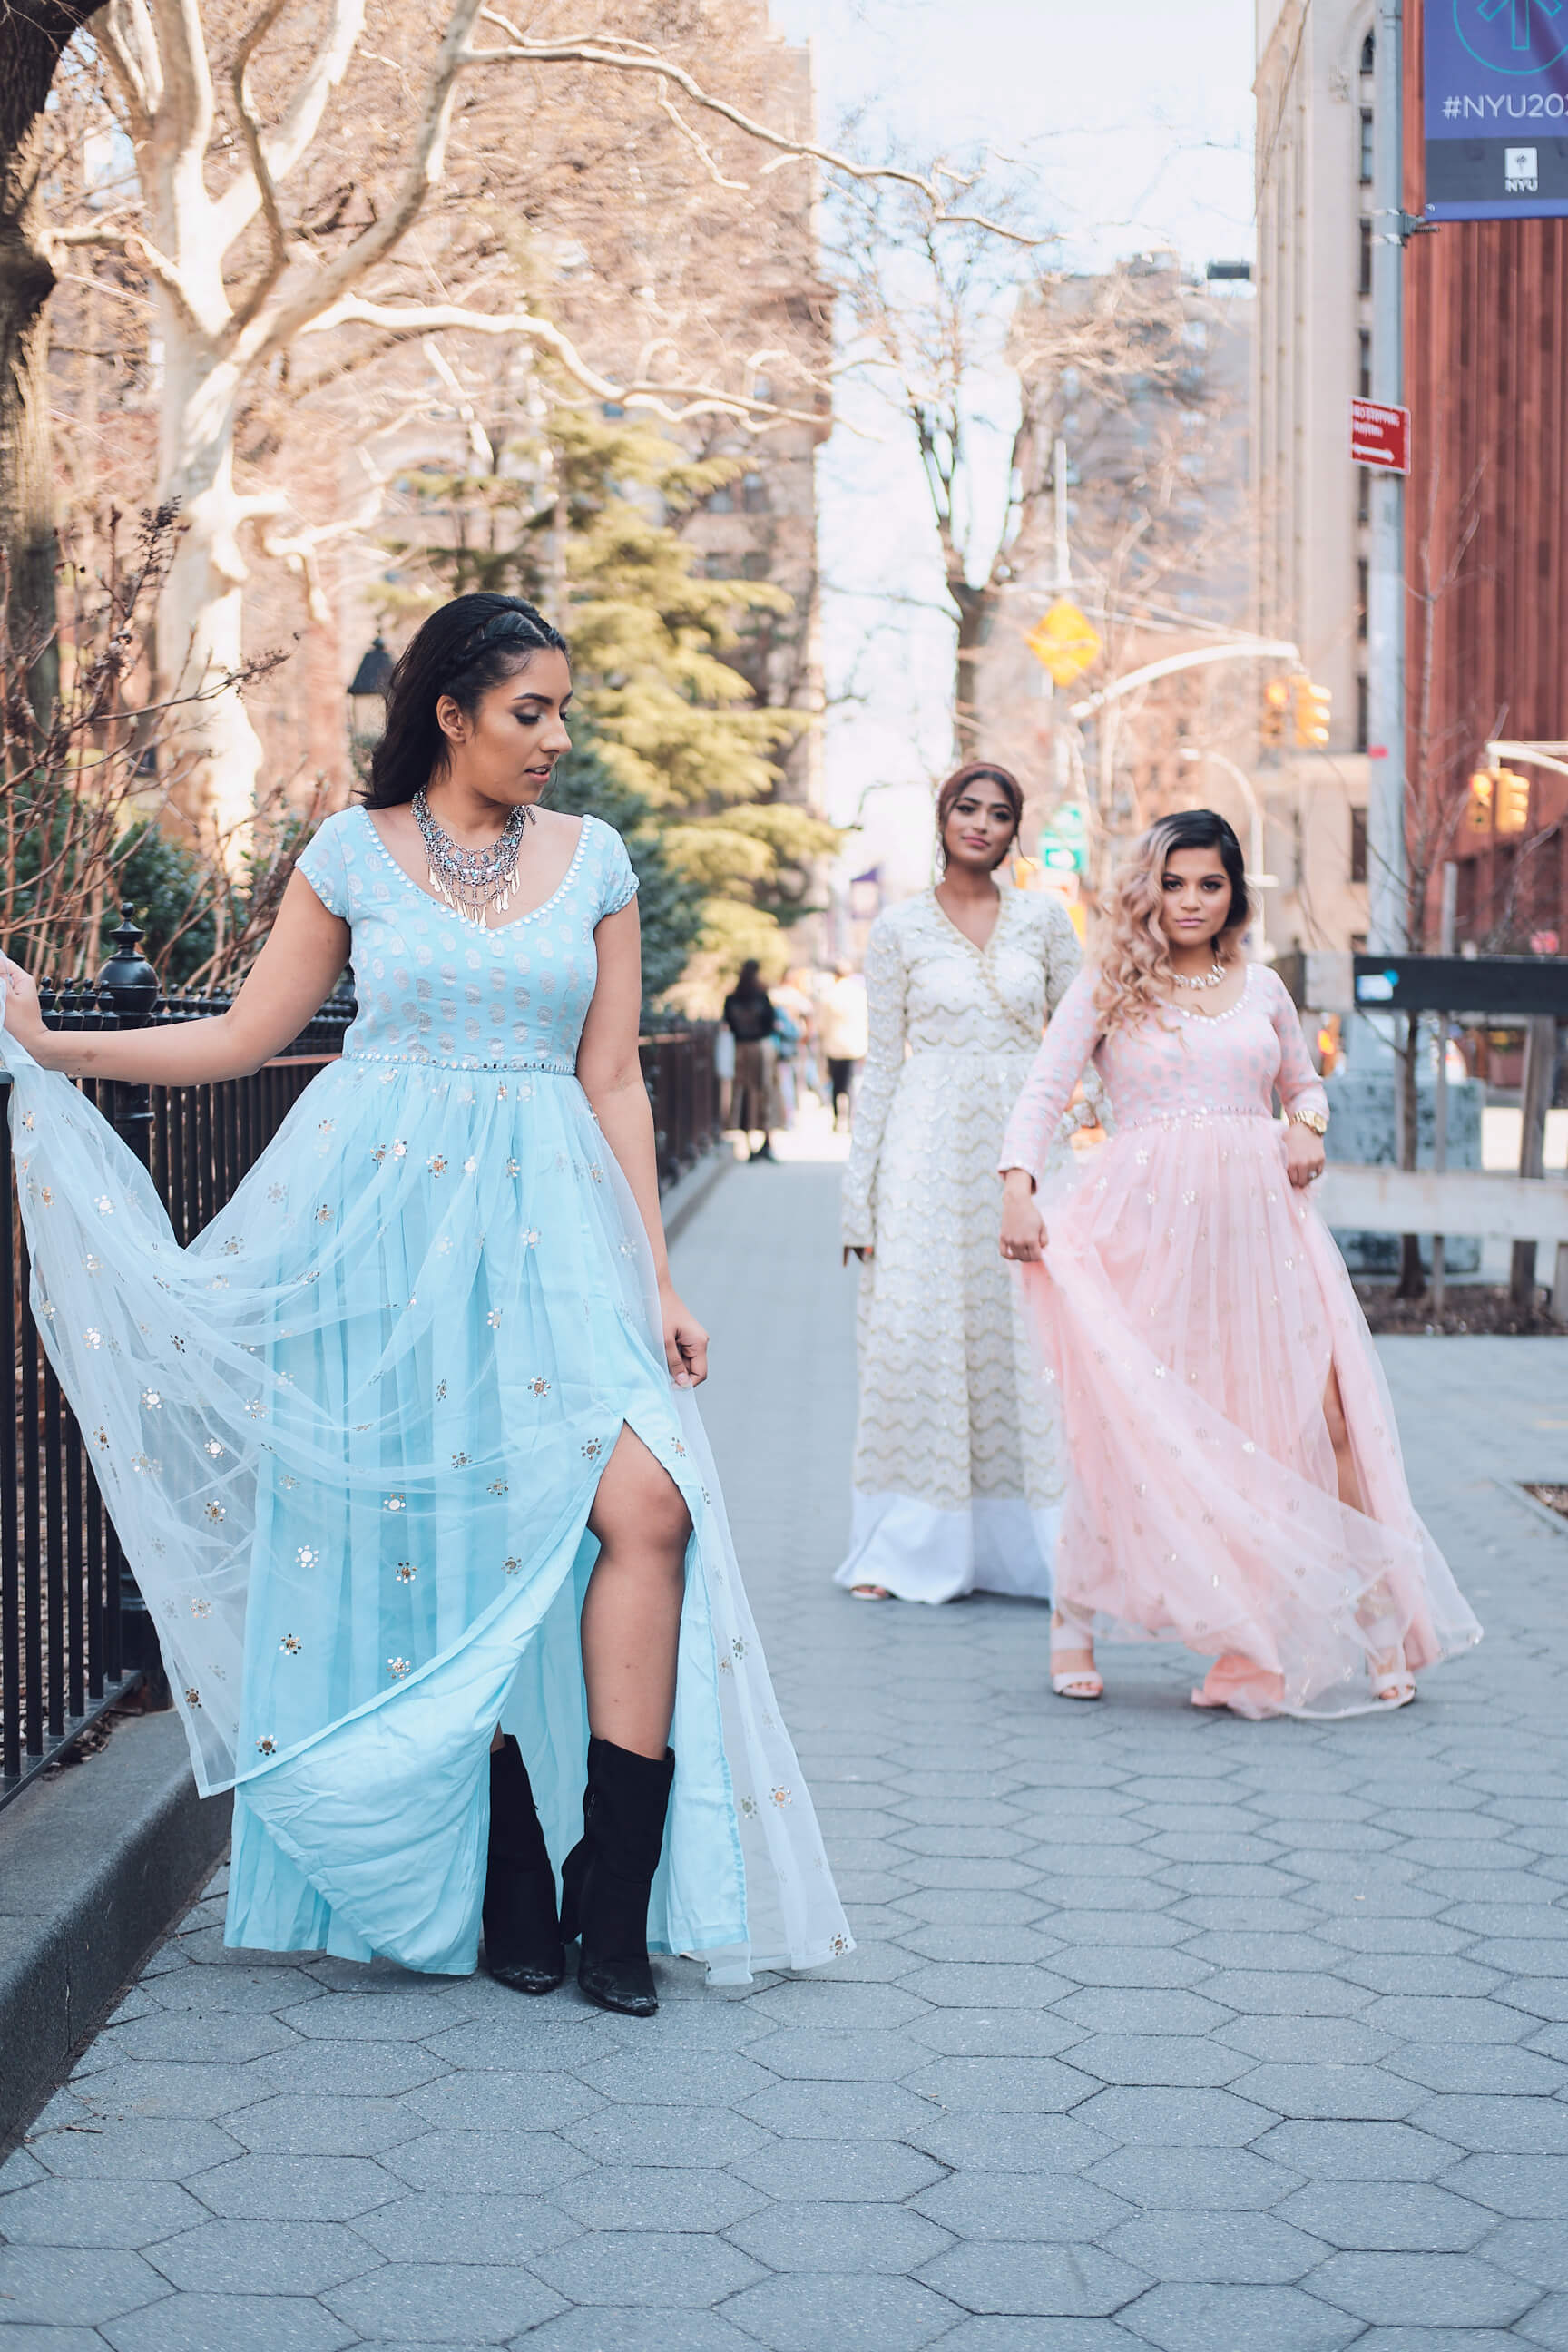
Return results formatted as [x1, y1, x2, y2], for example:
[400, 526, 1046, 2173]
[1, 906, 720, 1808]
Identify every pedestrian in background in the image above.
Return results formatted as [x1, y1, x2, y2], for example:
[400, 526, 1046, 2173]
[999, 808, 1482, 1713]
[722, 959, 779, 1163]
[818, 959, 868, 1132]
[837, 762, 1084, 1605]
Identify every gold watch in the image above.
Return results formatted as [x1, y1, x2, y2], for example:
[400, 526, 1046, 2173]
[1289, 1108, 1329, 1136]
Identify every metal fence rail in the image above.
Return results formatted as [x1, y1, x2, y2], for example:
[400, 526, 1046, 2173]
[1, 908, 719, 1808]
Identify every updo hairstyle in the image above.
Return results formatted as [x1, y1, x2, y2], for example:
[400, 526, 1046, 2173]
[363, 594, 569, 809]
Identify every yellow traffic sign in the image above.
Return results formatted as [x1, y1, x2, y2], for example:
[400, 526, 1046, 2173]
[1025, 599, 1102, 686]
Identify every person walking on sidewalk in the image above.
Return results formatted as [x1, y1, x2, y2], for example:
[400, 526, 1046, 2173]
[0, 593, 850, 2014]
[722, 960, 779, 1162]
[997, 808, 1482, 1715]
[836, 762, 1085, 1605]
[818, 959, 868, 1131]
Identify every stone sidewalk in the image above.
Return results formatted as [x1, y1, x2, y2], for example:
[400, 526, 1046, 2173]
[3, 1158, 1568, 2352]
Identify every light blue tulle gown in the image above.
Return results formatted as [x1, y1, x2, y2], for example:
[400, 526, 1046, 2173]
[0, 809, 851, 1982]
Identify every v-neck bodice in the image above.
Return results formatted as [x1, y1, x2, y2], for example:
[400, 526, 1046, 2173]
[295, 807, 638, 1073]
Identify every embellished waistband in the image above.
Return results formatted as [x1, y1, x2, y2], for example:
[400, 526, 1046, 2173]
[341, 1049, 577, 1076]
[1118, 1105, 1275, 1132]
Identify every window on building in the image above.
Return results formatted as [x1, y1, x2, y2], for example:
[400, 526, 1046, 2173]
[740, 473, 769, 514]
[740, 550, 769, 581]
[1357, 557, 1368, 640]
[1360, 29, 1375, 74]
[707, 484, 735, 514]
[1358, 329, 1372, 397]
[1360, 109, 1374, 184]
[1356, 671, 1370, 751]
[1350, 806, 1369, 884]
[1359, 217, 1373, 297]
[703, 554, 735, 580]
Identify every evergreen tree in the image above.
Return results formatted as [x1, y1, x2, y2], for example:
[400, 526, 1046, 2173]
[382, 391, 838, 982]
[544, 739, 705, 1008]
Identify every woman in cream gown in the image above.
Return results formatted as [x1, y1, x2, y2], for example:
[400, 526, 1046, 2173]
[836, 764, 1086, 1604]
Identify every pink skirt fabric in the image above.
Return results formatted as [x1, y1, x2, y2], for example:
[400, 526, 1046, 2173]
[1020, 1111, 1481, 1718]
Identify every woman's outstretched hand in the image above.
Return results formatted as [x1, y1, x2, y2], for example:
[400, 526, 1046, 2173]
[1285, 1122, 1327, 1191]
[660, 1283, 710, 1387]
[999, 1168, 1046, 1264]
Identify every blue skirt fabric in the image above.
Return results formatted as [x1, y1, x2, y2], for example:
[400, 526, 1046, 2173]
[0, 1034, 851, 1983]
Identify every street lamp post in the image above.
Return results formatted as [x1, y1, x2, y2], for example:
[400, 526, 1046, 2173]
[347, 634, 395, 771]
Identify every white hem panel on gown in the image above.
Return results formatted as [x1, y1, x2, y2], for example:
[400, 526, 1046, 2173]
[834, 1489, 1060, 1603]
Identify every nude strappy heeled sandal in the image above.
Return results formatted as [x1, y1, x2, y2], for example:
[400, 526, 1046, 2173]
[1051, 1609, 1103, 1700]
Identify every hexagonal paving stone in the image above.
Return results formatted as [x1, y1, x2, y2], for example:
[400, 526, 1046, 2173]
[324, 2259, 564, 2342]
[0, 2247, 170, 2327]
[382, 2130, 589, 2198]
[1085, 2147, 1305, 2210]
[1073, 2087, 1274, 2147]
[727, 2198, 950, 2274]
[0, 2178, 206, 2249]
[257, 2040, 446, 2099]
[1106, 2210, 1324, 2284]
[1478, 2219, 1568, 2290]
[530, 2230, 763, 2308]
[728, 2136, 943, 2204]
[145, 2219, 380, 2298]
[1117, 2281, 1363, 2351]
[737, 2078, 939, 2141]
[564, 2106, 769, 2170]
[901, 2054, 1097, 2112]
[1278, 2179, 1495, 2251]
[353, 2190, 579, 2264]
[916, 2240, 1148, 2318]
[910, 2168, 1134, 2245]
[1254, 2121, 1458, 2180]
[222, 2092, 427, 2157]
[720, 2269, 956, 2351]
[552, 2166, 761, 2234]
[192, 2152, 402, 2220]
[101, 2290, 357, 2352]
[70, 2062, 271, 2122]
[1308, 2251, 1539, 2328]
[404, 2072, 603, 2134]
[516, 2314, 755, 2351]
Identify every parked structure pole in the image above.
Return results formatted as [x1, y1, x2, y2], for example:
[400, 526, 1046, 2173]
[1367, 0, 1408, 956]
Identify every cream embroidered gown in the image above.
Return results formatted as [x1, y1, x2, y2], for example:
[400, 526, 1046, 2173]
[836, 887, 1084, 1602]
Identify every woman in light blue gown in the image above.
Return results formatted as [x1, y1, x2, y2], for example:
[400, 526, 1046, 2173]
[0, 593, 850, 2017]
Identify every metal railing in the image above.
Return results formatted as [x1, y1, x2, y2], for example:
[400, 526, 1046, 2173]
[0, 907, 719, 1808]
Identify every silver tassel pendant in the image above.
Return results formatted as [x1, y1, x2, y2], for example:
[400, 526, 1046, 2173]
[412, 790, 534, 927]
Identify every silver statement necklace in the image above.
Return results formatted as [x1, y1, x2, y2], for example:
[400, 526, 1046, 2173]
[1171, 956, 1228, 991]
[412, 789, 534, 926]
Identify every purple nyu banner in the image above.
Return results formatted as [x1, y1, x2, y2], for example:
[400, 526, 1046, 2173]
[1424, 0, 1568, 219]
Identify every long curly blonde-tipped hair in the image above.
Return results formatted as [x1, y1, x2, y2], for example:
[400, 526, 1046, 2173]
[1094, 810, 1252, 1034]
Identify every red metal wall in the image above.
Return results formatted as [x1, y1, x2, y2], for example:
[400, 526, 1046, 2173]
[1403, 0, 1568, 953]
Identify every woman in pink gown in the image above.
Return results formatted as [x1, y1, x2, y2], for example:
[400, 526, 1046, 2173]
[997, 811, 1480, 1719]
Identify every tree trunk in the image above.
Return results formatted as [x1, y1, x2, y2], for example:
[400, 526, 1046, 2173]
[154, 316, 267, 834]
[951, 575, 993, 764]
[0, 1, 96, 705]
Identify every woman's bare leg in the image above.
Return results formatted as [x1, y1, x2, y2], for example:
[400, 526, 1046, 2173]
[1322, 1362, 1366, 1514]
[580, 1426, 691, 1759]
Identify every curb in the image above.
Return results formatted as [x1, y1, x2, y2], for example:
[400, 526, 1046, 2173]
[662, 1142, 735, 1247]
[0, 1710, 230, 2152]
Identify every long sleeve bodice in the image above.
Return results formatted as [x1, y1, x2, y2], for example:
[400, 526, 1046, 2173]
[841, 887, 1082, 1249]
[1000, 963, 1328, 1182]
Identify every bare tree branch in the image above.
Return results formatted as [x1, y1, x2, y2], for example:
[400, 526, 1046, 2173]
[226, 0, 292, 333]
[297, 295, 819, 429]
[210, 0, 367, 256]
[469, 14, 1042, 244]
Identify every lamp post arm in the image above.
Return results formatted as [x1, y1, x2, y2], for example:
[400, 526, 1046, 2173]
[1070, 639, 1303, 720]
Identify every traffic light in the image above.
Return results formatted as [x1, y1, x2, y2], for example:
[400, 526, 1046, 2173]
[1261, 679, 1290, 746]
[1292, 678, 1332, 749]
[1465, 770, 1494, 834]
[1494, 767, 1531, 833]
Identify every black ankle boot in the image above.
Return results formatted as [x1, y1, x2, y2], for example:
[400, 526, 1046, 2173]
[482, 1737, 564, 1994]
[559, 1737, 675, 2019]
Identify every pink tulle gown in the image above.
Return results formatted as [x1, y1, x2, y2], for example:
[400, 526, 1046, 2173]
[999, 964, 1481, 1719]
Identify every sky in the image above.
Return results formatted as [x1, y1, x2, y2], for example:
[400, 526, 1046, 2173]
[766, 0, 1258, 897]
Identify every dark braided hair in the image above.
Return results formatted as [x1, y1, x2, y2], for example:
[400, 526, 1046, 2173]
[363, 593, 569, 809]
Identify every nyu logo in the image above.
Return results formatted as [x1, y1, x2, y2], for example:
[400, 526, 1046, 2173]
[1455, 0, 1568, 76]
